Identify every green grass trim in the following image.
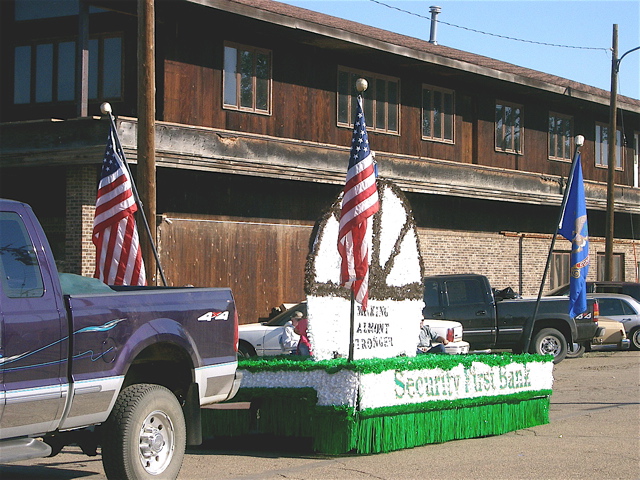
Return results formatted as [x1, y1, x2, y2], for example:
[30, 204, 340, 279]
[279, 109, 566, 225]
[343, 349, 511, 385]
[238, 353, 551, 374]
[356, 389, 552, 417]
[203, 391, 550, 454]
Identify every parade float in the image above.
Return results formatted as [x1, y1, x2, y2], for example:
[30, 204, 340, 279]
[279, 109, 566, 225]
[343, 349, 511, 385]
[202, 179, 554, 454]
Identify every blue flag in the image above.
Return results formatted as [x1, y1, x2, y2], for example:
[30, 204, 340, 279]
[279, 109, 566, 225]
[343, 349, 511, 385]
[558, 154, 589, 318]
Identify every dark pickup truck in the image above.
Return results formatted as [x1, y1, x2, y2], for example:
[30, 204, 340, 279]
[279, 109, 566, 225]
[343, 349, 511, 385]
[423, 274, 599, 363]
[0, 199, 241, 479]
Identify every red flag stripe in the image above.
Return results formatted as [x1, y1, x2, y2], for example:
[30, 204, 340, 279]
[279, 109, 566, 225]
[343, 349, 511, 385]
[93, 125, 146, 286]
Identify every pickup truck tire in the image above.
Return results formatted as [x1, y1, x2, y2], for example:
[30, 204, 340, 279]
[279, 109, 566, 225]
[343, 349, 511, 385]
[102, 383, 186, 480]
[531, 328, 568, 364]
[566, 342, 586, 359]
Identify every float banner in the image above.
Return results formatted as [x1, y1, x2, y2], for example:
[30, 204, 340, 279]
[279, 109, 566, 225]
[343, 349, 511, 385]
[360, 361, 553, 410]
[307, 296, 422, 361]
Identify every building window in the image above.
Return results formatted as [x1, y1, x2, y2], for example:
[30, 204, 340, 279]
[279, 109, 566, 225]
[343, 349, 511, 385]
[422, 84, 454, 143]
[548, 113, 573, 161]
[595, 122, 622, 169]
[597, 252, 625, 281]
[495, 101, 523, 154]
[337, 67, 399, 134]
[223, 43, 271, 115]
[551, 251, 571, 289]
[14, 0, 106, 20]
[633, 132, 639, 188]
[13, 35, 122, 105]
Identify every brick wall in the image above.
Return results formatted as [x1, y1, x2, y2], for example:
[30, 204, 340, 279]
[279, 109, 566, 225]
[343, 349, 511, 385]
[65, 165, 98, 276]
[417, 227, 639, 296]
[60, 164, 639, 288]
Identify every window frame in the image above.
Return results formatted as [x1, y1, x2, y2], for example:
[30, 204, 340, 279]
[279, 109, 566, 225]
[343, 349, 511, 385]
[337, 66, 400, 135]
[551, 251, 571, 290]
[222, 41, 272, 116]
[595, 122, 623, 170]
[633, 131, 639, 188]
[495, 100, 524, 154]
[422, 83, 455, 143]
[548, 112, 573, 162]
[596, 252, 625, 281]
[13, 33, 123, 106]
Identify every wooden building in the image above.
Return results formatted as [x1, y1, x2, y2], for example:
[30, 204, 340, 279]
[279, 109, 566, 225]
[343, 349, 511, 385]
[1, 0, 639, 324]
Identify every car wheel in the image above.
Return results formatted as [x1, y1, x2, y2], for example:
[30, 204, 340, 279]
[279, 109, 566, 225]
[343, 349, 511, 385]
[531, 328, 567, 364]
[566, 342, 586, 359]
[102, 383, 186, 480]
[238, 341, 256, 359]
[630, 327, 640, 351]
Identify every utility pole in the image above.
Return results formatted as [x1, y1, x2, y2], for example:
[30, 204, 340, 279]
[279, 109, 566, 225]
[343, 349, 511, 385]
[138, 0, 157, 285]
[604, 25, 617, 281]
[76, 0, 89, 117]
[605, 25, 640, 281]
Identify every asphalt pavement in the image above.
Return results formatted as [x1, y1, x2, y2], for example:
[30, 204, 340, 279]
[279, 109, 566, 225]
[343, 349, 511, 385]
[1, 350, 638, 480]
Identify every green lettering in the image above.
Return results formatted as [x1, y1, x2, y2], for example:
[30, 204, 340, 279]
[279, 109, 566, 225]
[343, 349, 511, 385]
[406, 377, 415, 398]
[394, 371, 406, 399]
[415, 377, 425, 397]
[499, 367, 508, 389]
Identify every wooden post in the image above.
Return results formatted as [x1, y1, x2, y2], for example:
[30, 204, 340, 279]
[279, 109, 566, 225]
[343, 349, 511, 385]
[605, 24, 618, 281]
[76, 0, 89, 117]
[137, 0, 157, 285]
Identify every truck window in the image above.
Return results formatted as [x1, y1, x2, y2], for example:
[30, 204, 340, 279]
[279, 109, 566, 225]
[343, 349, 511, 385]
[0, 212, 44, 298]
[444, 279, 484, 306]
[423, 280, 440, 307]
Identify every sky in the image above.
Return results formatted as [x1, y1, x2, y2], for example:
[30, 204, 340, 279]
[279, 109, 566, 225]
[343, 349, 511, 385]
[279, 0, 640, 100]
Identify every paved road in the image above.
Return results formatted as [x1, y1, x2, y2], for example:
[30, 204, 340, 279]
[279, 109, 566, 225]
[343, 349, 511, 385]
[2, 350, 638, 480]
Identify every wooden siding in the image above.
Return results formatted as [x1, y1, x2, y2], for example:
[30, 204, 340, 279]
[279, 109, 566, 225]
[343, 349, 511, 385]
[158, 4, 638, 187]
[157, 215, 314, 324]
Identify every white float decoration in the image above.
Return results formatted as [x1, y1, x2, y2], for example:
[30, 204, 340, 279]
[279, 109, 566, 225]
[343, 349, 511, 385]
[305, 180, 424, 360]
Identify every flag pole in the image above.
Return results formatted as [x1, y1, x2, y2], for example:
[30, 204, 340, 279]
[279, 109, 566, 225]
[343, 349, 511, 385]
[522, 135, 584, 353]
[348, 289, 355, 362]
[100, 102, 168, 286]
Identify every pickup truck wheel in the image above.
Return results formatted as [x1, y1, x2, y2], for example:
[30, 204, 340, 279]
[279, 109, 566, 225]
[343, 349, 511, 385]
[102, 383, 186, 480]
[566, 342, 586, 359]
[531, 328, 567, 364]
[630, 328, 640, 351]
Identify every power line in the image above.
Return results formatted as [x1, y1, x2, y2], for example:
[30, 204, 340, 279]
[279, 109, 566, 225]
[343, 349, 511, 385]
[368, 0, 610, 52]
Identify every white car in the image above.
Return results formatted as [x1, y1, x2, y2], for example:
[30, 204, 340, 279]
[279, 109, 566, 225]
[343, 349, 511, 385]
[238, 303, 304, 357]
[238, 302, 469, 357]
[587, 293, 640, 350]
[421, 319, 470, 355]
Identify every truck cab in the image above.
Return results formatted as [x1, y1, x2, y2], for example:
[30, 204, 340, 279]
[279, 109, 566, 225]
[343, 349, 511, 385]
[423, 274, 497, 348]
[0, 201, 69, 442]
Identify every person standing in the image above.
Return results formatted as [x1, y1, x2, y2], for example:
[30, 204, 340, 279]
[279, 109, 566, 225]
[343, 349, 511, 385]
[293, 311, 312, 356]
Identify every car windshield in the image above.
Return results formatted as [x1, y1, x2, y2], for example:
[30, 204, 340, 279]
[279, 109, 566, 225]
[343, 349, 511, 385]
[264, 303, 307, 326]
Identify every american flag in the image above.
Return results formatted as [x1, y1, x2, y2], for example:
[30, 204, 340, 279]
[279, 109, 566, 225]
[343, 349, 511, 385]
[92, 125, 146, 286]
[338, 95, 379, 308]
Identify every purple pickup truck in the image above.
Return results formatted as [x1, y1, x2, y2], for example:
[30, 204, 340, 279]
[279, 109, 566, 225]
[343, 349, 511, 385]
[0, 199, 241, 479]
